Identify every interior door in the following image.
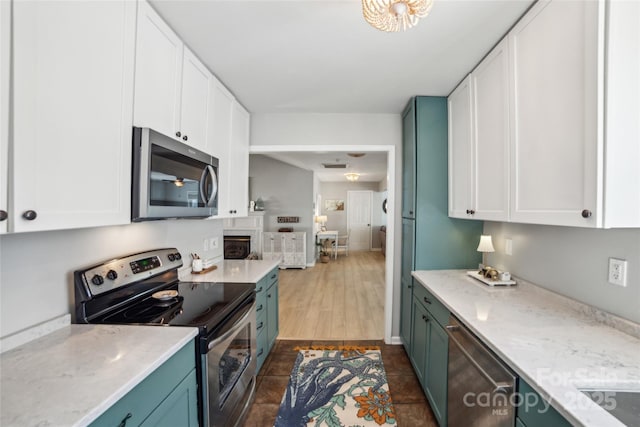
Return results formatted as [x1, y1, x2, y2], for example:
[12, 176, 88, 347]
[347, 190, 372, 251]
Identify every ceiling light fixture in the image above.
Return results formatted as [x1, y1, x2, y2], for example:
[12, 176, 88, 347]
[345, 173, 360, 182]
[347, 153, 366, 158]
[362, 0, 433, 32]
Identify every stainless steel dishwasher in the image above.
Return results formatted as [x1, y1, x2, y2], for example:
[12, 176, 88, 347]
[446, 316, 517, 427]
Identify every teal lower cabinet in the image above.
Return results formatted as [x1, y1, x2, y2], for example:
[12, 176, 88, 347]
[409, 288, 449, 427]
[256, 266, 279, 373]
[90, 340, 198, 427]
[517, 379, 571, 427]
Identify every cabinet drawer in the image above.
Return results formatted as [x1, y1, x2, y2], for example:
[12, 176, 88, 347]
[413, 284, 449, 326]
[517, 379, 571, 427]
[256, 329, 268, 373]
[90, 340, 196, 427]
[266, 266, 278, 287]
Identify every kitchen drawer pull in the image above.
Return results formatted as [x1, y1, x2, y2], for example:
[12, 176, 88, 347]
[257, 348, 264, 357]
[423, 296, 432, 304]
[118, 413, 132, 427]
[256, 286, 263, 292]
[257, 321, 264, 330]
[256, 304, 263, 312]
[270, 274, 276, 280]
[445, 325, 513, 393]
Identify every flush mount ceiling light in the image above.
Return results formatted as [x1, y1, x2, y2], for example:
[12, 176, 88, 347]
[345, 173, 360, 182]
[347, 153, 366, 158]
[362, 0, 434, 32]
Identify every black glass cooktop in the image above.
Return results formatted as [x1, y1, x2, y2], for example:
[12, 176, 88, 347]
[95, 281, 255, 334]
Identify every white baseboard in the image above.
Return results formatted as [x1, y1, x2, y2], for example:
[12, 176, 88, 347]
[388, 336, 403, 345]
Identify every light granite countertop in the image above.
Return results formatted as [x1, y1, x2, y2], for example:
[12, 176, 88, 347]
[181, 258, 281, 284]
[0, 324, 198, 427]
[412, 270, 640, 427]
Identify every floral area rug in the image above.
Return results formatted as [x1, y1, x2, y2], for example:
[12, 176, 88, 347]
[274, 346, 397, 427]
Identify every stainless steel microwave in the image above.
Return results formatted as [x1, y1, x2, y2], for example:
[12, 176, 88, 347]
[132, 127, 218, 221]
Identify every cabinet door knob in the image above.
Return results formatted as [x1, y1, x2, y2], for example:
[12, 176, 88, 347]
[183, 135, 188, 141]
[581, 209, 592, 218]
[466, 209, 475, 215]
[0, 210, 7, 221]
[175, 131, 181, 137]
[22, 210, 37, 220]
[422, 314, 428, 322]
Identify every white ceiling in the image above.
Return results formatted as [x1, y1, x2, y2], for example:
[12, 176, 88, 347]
[255, 151, 389, 182]
[150, 0, 534, 114]
[151, 0, 533, 180]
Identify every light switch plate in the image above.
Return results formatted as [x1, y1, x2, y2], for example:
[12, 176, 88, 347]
[505, 238, 513, 256]
[608, 258, 627, 287]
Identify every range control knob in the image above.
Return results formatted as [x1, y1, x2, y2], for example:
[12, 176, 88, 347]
[174, 252, 182, 260]
[168, 253, 176, 262]
[91, 274, 104, 286]
[106, 270, 118, 280]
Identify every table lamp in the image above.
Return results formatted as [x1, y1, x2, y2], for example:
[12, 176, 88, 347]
[315, 215, 328, 231]
[477, 235, 494, 269]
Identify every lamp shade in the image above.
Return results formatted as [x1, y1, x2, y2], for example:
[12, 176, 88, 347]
[477, 235, 495, 253]
[315, 215, 328, 224]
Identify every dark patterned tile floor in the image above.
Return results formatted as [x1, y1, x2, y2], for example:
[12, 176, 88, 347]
[242, 340, 438, 426]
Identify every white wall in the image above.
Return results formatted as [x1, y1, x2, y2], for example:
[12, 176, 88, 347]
[0, 219, 224, 338]
[249, 154, 315, 264]
[318, 181, 385, 250]
[485, 222, 640, 324]
[251, 112, 403, 340]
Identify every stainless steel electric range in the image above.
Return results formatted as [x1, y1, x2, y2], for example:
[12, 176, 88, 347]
[74, 248, 256, 427]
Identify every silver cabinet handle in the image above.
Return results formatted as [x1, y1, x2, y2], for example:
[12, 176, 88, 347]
[445, 325, 513, 393]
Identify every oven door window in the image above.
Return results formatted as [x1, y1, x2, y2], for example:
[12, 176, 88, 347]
[149, 144, 217, 208]
[218, 322, 251, 407]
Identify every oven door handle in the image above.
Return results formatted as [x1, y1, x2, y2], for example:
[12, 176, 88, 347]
[207, 301, 256, 351]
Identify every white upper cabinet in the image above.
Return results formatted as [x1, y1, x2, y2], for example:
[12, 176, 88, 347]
[449, 38, 510, 222]
[209, 80, 250, 219]
[471, 38, 510, 222]
[229, 101, 250, 217]
[602, 0, 640, 228]
[179, 47, 212, 152]
[509, 0, 599, 227]
[11, 0, 136, 232]
[448, 0, 640, 228]
[133, 0, 212, 151]
[0, 0, 10, 233]
[448, 76, 473, 219]
[209, 80, 234, 217]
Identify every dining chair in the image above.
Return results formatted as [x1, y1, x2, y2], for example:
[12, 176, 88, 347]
[334, 231, 350, 257]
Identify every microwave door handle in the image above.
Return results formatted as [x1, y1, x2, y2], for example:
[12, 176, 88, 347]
[207, 165, 218, 207]
[199, 166, 210, 205]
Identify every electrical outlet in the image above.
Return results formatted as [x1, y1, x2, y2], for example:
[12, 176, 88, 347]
[505, 238, 513, 256]
[203, 238, 209, 252]
[210, 237, 218, 250]
[608, 258, 627, 287]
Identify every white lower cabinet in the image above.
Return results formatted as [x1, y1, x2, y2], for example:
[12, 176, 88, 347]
[10, 0, 136, 232]
[448, 0, 640, 228]
[263, 232, 307, 269]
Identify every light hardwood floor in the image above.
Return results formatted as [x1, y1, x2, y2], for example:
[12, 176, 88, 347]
[277, 251, 386, 340]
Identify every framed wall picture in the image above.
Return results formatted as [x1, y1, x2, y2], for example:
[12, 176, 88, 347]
[325, 199, 345, 211]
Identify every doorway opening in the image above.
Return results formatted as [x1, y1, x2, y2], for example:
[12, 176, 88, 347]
[249, 145, 396, 344]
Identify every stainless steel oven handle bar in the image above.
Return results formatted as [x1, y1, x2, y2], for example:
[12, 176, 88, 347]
[207, 301, 256, 351]
[445, 324, 513, 393]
